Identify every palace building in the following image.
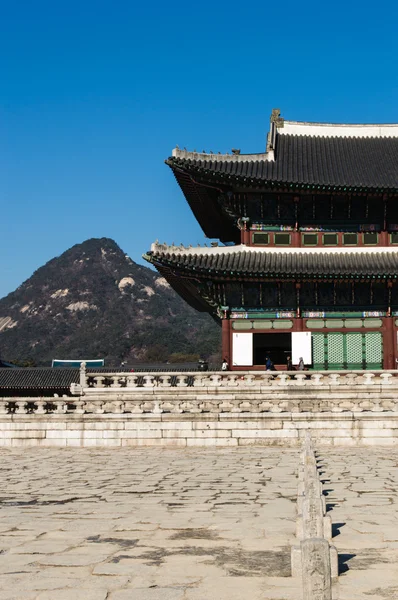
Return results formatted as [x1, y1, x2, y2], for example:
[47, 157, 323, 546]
[144, 110, 398, 370]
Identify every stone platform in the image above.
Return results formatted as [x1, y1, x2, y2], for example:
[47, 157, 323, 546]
[0, 447, 397, 599]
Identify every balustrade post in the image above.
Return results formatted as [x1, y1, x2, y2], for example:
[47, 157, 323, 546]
[294, 373, 307, 386]
[170, 402, 183, 414]
[55, 400, 66, 414]
[209, 374, 222, 387]
[311, 373, 324, 386]
[242, 373, 256, 387]
[153, 401, 163, 414]
[193, 374, 205, 387]
[95, 376, 105, 388]
[79, 361, 87, 388]
[276, 373, 289, 386]
[0, 400, 9, 414]
[129, 401, 143, 414]
[380, 372, 392, 385]
[261, 373, 275, 386]
[126, 375, 139, 387]
[94, 401, 104, 414]
[159, 375, 172, 387]
[110, 376, 121, 388]
[74, 399, 86, 414]
[327, 373, 340, 386]
[226, 374, 238, 387]
[363, 372, 375, 385]
[344, 373, 358, 386]
[15, 401, 27, 414]
[176, 375, 188, 387]
[143, 375, 155, 388]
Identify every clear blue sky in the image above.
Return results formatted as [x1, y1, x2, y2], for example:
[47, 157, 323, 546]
[2, 0, 397, 299]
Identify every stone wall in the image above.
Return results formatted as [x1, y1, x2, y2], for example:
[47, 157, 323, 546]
[2, 369, 398, 446]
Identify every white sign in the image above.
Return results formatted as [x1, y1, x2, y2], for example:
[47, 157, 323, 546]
[232, 333, 253, 366]
[291, 332, 312, 365]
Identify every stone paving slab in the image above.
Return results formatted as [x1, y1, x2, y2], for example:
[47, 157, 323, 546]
[0, 447, 397, 599]
[318, 448, 398, 600]
[0, 448, 300, 600]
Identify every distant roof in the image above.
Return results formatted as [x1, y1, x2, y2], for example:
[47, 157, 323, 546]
[52, 359, 104, 368]
[0, 359, 18, 368]
[0, 368, 79, 392]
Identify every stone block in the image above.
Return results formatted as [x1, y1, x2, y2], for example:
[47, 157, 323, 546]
[301, 538, 332, 600]
[39, 438, 68, 446]
[358, 428, 395, 437]
[186, 438, 238, 447]
[11, 438, 42, 446]
[159, 421, 193, 430]
[121, 438, 187, 447]
[65, 438, 84, 447]
[232, 429, 297, 438]
[120, 430, 162, 439]
[163, 429, 231, 439]
[238, 437, 299, 446]
[124, 421, 163, 430]
[357, 437, 398, 446]
[46, 430, 84, 439]
[0, 429, 45, 438]
[69, 421, 125, 430]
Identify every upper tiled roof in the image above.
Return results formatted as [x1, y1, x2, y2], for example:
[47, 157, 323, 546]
[147, 244, 398, 279]
[168, 111, 398, 192]
[168, 134, 398, 191]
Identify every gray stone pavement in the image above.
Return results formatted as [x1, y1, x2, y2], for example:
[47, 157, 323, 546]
[319, 449, 398, 600]
[0, 447, 397, 599]
[0, 448, 300, 600]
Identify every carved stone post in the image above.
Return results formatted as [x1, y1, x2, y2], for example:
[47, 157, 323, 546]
[301, 538, 332, 600]
[79, 361, 87, 388]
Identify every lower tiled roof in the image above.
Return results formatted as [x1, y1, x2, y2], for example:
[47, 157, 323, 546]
[147, 247, 398, 279]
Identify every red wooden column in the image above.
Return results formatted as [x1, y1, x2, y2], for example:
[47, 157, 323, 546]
[221, 317, 231, 366]
[383, 316, 395, 369]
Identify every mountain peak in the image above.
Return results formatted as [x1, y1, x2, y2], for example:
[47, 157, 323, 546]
[0, 239, 219, 366]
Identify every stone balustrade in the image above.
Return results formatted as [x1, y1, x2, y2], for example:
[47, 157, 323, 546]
[292, 434, 338, 598]
[81, 370, 397, 390]
[2, 390, 398, 416]
[2, 369, 398, 447]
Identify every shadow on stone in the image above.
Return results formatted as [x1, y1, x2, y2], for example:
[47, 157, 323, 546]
[331, 522, 345, 538]
[338, 553, 356, 574]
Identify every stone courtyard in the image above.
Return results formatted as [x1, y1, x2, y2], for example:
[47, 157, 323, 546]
[0, 447, 397, 600]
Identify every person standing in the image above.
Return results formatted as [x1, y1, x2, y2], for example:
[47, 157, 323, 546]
[297, 357, 305, 371]
[286, 356, 293, 371]
[265, 355, 273, 371]
[221, 358, 229, 371]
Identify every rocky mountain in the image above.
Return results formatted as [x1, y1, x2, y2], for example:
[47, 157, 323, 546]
[0, 238, 220, 366]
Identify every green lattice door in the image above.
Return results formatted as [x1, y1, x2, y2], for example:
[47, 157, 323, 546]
[364, 332, 383, 369]
[312, 333, 326, 369]
[311, 331, 383, 369]
[327, 333, 345, 369]
[346, 333, 363, 369]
